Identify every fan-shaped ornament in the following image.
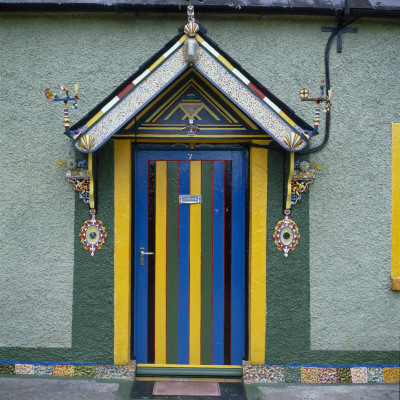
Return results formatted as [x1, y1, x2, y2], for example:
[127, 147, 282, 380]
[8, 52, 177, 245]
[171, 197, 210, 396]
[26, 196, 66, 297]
[80, 209, 107, 256]
[273, 210, 300, 257]
[184, 19, 199, 36]
[77, 135, 95, 152]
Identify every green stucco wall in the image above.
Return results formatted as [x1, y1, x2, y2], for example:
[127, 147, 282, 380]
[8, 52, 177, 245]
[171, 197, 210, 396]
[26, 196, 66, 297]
[0, 12, 399, 363]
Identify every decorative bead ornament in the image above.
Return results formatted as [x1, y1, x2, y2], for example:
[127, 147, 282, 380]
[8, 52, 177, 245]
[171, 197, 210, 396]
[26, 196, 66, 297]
[80, 209, 107, 257]
[273, 210, 300, 257]
[45, 84, 79, 136]
[299, 77, 332, 137]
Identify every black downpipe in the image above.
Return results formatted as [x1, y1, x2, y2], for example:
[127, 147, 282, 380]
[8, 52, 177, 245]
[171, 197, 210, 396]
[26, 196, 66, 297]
[298, 18, 358, 154]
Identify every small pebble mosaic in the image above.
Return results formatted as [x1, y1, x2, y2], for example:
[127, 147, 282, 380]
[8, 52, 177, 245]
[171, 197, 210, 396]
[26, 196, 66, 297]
[0, 360, 398, 384]
[0, 361, 136, 381]
[242, 361, 400, 384]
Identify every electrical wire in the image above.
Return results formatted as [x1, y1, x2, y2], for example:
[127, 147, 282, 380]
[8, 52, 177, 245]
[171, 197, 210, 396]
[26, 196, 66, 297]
[297, 18, 358, 154]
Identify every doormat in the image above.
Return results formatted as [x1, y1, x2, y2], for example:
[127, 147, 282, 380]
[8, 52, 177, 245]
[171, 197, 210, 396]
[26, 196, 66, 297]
[130, 381, 247, 399]
[152, 381, 221, 396]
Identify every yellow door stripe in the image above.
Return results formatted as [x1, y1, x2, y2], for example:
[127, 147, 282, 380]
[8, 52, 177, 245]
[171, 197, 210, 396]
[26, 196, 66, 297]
[189, 161, 202, 364]
[114, 141, 132, 365]
[155, 161, 168, 362]
[249, 146, 268, 364]
[392, 123, 400, 290]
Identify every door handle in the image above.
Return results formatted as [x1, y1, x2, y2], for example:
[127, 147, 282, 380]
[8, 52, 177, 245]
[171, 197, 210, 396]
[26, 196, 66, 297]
[139, 247, 154, 266]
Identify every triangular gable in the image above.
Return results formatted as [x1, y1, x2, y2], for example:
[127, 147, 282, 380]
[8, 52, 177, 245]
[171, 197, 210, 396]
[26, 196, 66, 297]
[116, 70, 269, 140]
[71, 26, 312, 153]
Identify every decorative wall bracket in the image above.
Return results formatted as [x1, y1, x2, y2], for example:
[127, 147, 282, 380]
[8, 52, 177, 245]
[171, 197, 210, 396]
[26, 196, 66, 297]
[291, 161, 325, 205]
[273, 152, 325, 257]
[57, 158, 90, 204]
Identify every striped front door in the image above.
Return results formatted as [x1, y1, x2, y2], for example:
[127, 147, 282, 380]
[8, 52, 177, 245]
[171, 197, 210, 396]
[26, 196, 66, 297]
[134, 148, 245, 366]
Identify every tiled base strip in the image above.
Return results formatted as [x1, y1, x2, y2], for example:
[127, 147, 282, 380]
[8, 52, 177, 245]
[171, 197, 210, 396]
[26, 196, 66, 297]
[0, 361, 136, 380]
[1, 360, 398, 384]
[243, 361, 400, 384]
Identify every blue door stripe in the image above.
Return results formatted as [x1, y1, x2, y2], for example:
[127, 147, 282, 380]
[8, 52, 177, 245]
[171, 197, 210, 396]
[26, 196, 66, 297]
[212, 161, 225, 365]
[178, 161, 190, 365]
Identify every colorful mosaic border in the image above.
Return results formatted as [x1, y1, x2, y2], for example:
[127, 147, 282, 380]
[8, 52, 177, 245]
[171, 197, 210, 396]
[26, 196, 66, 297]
[242, 361, 400, 384]
[0, 361, 136, 381]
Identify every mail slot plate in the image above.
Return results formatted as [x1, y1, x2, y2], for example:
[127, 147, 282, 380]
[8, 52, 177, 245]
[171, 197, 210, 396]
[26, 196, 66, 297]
[179, 194, 202, 204]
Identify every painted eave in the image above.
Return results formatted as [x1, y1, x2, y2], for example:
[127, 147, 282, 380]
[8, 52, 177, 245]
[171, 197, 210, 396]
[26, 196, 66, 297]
[1, 0, 400, 17]
[69, 24, 314, 153]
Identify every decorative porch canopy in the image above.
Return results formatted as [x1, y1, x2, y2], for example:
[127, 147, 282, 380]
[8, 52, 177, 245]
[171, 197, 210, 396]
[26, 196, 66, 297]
[70, 24, 313, 153]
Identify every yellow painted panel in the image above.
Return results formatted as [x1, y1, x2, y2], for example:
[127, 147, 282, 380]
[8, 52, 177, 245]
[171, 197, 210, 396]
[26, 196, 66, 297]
[195, 34, 204, 43]
[189, 161, 202, 365]
[148, 56, 165, 72]
[392, 123, 400, 288]
[248, 147, 268, 364]
[88, 153, 94, 209]
[279, 111, 296, 127]
[155, 161, 168, 363]
[86, 110, 103, 127]
[114, 141, 132, 365]
[286, 152, 294, 210]
[217, 55, 234, 71]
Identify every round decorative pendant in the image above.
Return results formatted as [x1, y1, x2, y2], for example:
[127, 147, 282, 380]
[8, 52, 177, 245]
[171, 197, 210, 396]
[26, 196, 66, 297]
[273, 210, 300, 257]
[80, 209, 107, 256]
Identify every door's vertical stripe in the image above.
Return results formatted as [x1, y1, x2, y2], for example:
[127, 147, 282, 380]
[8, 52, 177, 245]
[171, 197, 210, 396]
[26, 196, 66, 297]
[147, 161, 156, 364]
[212, 161, 225, 365]
[223, 161, 232, 365]
[178, 161, 190, 364]
[134, 151, 148, 364]
[114, 141, 131, 365]
[155, 161, 167, 364]
[166, 161, 179, 363]
[189, 160, 202, 365]
[231, 154, 245, 365]
[249, 146, 267, 364]
[201, 161, 213, 365]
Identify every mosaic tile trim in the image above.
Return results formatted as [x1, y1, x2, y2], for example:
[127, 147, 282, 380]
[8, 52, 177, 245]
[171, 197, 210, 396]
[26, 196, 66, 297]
[74, 41, 187, 153]
[0, 361, 136, 381]
[196, 43, 307, 151]
[196, 36, 305, 135]
[73, 35, 309, 154]
[242, 361, 400, 384]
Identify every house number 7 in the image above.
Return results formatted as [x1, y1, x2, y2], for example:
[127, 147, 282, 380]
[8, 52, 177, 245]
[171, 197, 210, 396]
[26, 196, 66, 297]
[188, 153, 193, 160]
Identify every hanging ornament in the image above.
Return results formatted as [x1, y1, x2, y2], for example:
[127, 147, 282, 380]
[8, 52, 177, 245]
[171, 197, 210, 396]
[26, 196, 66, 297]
[273, 210, 300, 258]
[80, 209, 107, 256]
[45, 83, 80, 137]
[299, 76, 332, 137]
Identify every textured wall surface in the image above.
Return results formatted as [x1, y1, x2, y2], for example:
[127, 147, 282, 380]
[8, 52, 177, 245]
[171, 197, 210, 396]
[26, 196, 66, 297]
[0, 12, 399, 358]
[307, 20, 400, 351]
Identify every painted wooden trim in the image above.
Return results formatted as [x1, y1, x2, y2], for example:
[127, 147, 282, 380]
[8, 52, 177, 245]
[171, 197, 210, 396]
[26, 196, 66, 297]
[248, 146, 268, 364]
[136, 365, 242, 377]
[88, 152, 95, 209]
[392, 123, 400, 290]
[286, 152, 294, 210]
[189, 161, 202, 364]
[114, 141, 132, 364]
[155, 161, 167, 363]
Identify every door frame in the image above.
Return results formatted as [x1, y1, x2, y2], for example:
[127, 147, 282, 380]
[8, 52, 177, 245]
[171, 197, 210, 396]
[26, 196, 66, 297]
[114, 139, 268, 366]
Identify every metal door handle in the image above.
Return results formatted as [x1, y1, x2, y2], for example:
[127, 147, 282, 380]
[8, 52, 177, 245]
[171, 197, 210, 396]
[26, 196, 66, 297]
[139, 247, 154, 266]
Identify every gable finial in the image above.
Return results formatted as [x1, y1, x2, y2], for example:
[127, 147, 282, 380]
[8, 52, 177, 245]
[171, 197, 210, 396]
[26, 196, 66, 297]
[184, 0, 204, 37]
[183, 0, 204, 63]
